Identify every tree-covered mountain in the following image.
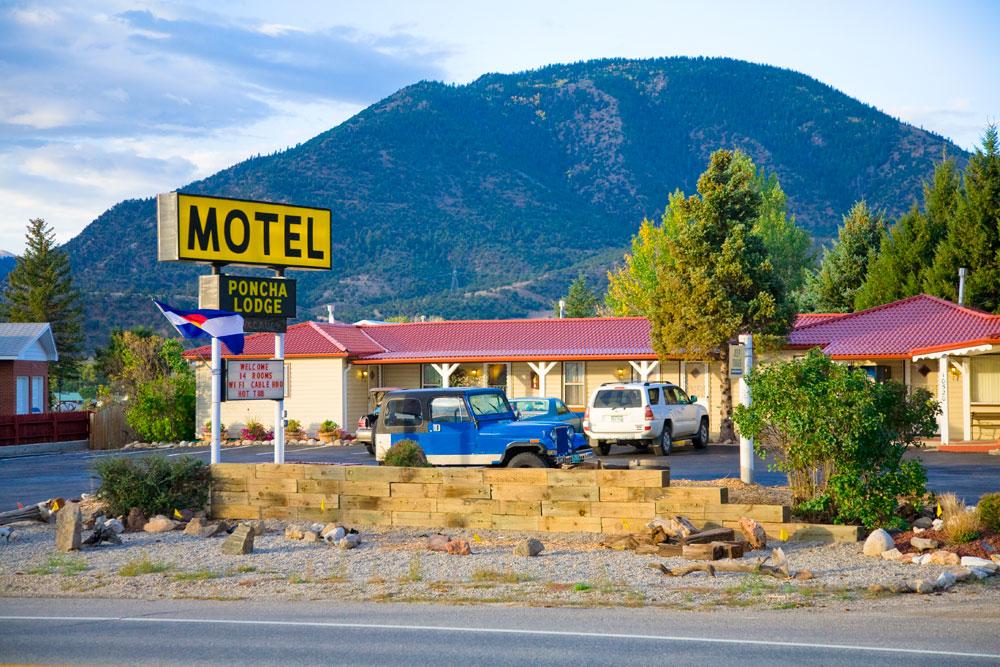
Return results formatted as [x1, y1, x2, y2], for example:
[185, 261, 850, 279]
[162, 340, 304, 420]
[64, 57, 966, 350]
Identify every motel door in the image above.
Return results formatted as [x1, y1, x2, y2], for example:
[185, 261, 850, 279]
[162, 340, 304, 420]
[684, 362, 710, 410]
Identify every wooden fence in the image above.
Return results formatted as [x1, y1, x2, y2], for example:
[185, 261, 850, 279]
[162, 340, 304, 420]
[88, 405, 136, 450]
[0, 412, 90, 446]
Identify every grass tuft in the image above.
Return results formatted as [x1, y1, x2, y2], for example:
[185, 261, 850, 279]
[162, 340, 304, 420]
[119, 553, 172, 577]
[28, 553, 88, 576]
[470, 569, 533, 584]
[173, 569, 222, 582]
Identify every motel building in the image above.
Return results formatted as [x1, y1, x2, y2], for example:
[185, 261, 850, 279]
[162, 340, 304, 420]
[186, 294, 1000, 446]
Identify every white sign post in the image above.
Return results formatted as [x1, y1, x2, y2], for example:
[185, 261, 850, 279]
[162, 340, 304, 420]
[274, 333, 285, 464]
[738, 333, 754, 484]
[210, 337, 222, 465]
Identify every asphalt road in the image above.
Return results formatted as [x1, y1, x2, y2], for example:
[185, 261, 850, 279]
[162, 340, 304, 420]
[1, 597, 998, 666]
[1, 442, 997, 509]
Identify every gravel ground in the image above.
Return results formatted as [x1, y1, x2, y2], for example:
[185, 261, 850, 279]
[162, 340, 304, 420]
[2, 519, 999, 610]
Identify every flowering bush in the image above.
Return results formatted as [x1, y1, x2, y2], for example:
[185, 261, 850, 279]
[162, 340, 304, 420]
[240, 419, 273, 441]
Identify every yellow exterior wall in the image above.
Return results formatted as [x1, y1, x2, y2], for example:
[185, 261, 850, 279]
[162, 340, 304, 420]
[344, 363, 370, 432]
[382, 364, 420, 388]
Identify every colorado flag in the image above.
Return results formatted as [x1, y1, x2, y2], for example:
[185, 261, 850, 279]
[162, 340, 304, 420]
[153, 300, 245, 354]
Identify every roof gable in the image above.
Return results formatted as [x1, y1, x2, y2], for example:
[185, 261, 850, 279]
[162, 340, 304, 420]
[0, 322, 58, 361]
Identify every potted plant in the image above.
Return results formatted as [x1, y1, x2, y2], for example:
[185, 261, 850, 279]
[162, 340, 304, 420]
[285, 418, 305, 442]
[201, 421, 226, 442]
[317, 420, 339, 444]
[240, 419, 273, 442]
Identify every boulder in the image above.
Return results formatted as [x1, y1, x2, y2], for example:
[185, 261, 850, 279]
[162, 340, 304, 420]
[55, 502, 82, 552]
[427, 534, 451, 552]
[445, 539, 471, 555]
[514, 538, 545, 557]
[867, 583, 886, 594]
[910, 537, 939, 552]
[125, 508, 147, 533]
[926, 550, 960, 566]
[737, 517, 767, 550]
[911, 553, 932, 565]
[284, 525, 305, 541]
[221, 524, 254, 555]
[302, 530, 320, 543]
[322, 525, 346, 545]
[144, 515, 178, 533]
[936, 571, 957, 590]
[954, 568, 973, 583]
[931, 518, 945, 531]
[309, 523, 324, 534]
[912, 579, 936, 594]
[184, 517, 225, 538]
[960, 556, 998, 572]
[888, 580, 911, 594]
[338, 534, 360, 550]
[103, 518, 124, 535]
[969, 567, 993, 580]
[912, 517, 933, 529]
[863, 529, 895, 557]
[246, 520, 268, 537]
[881, 548, 902, 561]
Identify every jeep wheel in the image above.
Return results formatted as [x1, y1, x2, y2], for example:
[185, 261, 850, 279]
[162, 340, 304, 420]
[507, 452, 549, 468]
[595, 441, 611, 456]
[692, 418, 709, 450]
[658, 424, 673, 456]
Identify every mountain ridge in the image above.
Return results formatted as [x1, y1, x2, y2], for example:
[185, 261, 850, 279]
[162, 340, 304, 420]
[62, 56, 967, 350]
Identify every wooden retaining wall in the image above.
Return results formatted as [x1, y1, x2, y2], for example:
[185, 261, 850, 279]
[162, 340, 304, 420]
[208, 464, 861, 543]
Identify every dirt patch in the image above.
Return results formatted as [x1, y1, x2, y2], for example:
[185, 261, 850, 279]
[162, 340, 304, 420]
[893, 529, 1000, 559]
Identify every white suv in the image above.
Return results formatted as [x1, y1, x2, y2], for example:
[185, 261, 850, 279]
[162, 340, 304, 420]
[583, 382, 709, 456]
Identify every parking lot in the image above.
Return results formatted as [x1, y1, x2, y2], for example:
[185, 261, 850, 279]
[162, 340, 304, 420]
[1, 442, 996, 509]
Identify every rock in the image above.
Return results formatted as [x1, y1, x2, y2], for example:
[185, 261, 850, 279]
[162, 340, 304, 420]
[969, 567, 993, 580]
[913, 527, 925, 534]
[337, 534, 360, 550]
[322, 524, 346, 545]
[427, 534, 451, 552]
[221, 524, 254, 555]
[184, 517, 224, 538]
[125, 508, 147, 533]
[954, 568, 973, 583]
[888, 580, 911, 594]
[931, 518, 944, 531]
[959, 556, 998, 572]
[284, 525, 305, 541]
[993, 554, 1000, 565]
[666, 516, 698, 539]
[174, 509, 194, 522]
[737, 517, 767, 550]
[913, 517, 933, 529]
[445, 539, 471, 555]
[912, 579, 936, 594]
[514, 538, 545, 557]
[863, 529, 895, 557]
[309, 523, 324, 534]
[0, 526, 12, 542]
[926, 550, 960, 566]
[910, 537, 939, 552]
[143, 515, 178, 533]
[55, 502, 82, 552]
[103, 518, 124, 535]
[912, 553, 932, 565]
[793, 569, 814, 580]
[245, 520, 267, 537]
[867, 583, 887, 594]
[302, 530, 320, 543]
[881, 548, 902, 561]
[936, 571, 957, 590]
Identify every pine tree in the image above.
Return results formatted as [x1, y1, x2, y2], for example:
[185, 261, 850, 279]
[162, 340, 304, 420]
[854, 158, 958, 309]
[650, 150, 794, 441]
[2, 219, 83, 393]
[925, 125, 1000, 311]
[808, 201, 886, 312]
[752, 169, 814, 306]
[557, 275, 598, 318]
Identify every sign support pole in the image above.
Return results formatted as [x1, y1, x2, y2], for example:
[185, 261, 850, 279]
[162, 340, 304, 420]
[211, 336, 222, 464]
[738, 333, 754, 484]
[274, 269, 286, 464]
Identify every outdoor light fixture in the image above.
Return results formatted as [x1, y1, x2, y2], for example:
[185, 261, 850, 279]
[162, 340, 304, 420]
[470, 369, 480, 378]
[616, 367, 626, 379]
[357, 369, 368, 380]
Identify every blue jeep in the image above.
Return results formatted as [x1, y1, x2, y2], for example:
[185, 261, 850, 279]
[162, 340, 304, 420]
[373, 388, 593, 467]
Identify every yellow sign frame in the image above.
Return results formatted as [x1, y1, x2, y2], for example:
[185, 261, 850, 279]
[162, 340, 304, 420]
[157, 192, 331, 270]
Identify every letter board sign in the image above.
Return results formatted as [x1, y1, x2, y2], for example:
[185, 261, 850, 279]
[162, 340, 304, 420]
[157, 192, 331, 270]
[225, 360, 285, 400]
[199, 275, 296, 318]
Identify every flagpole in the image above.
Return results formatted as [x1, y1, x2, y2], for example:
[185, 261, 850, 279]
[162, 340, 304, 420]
[211, 336, 222, 465]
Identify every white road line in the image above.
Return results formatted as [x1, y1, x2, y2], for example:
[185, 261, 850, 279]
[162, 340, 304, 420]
[255, 445, 329, 456]
[0, 615, 996, 659]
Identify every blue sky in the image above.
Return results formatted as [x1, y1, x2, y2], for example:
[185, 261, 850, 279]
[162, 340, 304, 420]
[0, 0, 997, 252]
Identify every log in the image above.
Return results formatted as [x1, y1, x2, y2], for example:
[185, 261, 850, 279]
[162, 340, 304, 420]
[711, 558, 791, 580]
[683, 543, 724, 561]
[648, 562, 717, 577]
[678, 527, 734, 545]
[0, 503, 44, 525]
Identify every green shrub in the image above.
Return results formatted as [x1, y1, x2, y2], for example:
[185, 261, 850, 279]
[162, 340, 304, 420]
[733, 349, 939, 529]
[319, 420, 339, 433]
[285, 419, 302, 433]
[978, 493, 1000, 532]
[94, 455, 210, 517]
[382, 439, 430, 467]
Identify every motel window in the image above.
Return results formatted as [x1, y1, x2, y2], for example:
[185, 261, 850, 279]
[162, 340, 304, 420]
[15, 376, 28, 415]
[563, 362, 585, 407]
[485, 363, 508, 391]
[972, 355, 1000, 403]
[30, 376, 44, 413]
[421, 364, 443, 388]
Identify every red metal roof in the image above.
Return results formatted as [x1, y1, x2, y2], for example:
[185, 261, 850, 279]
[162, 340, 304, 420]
[788, 294, 1000, 358]
[183, 294, 1000, 362]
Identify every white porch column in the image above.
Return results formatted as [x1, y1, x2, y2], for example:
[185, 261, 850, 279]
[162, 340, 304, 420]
[957, 359, 971, 442]
[938, 356, 950, 445]
[527, 361, 557, 397]
[903, 359, 912, 392]
[679, 360, 687, 391]
[629, 360, 660, 383]
[432, 363, 459, 388]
